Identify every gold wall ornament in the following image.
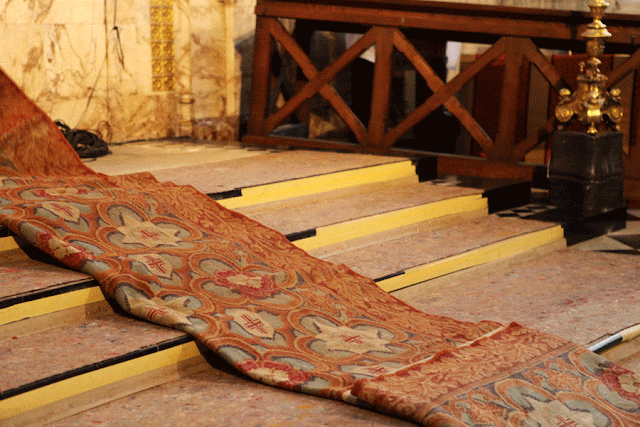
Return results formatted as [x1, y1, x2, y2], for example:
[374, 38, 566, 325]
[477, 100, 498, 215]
[555, 0, 623, 134]
[150, 0, 176, 92]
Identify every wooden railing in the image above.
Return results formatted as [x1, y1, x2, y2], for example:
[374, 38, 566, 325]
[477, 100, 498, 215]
[242, 0, 640, 195]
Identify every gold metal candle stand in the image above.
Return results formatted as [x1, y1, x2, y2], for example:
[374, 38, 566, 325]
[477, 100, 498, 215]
[549, 0, 626, 220]
[555, 0, 624, 134]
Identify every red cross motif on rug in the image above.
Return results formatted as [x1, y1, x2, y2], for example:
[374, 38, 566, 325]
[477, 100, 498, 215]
[145, 306, 169, 322]
[143, 255, 167, 273]
[340, 334, 365, 345]
[554, 416, 581, 427]
[241, 315, 269, 335]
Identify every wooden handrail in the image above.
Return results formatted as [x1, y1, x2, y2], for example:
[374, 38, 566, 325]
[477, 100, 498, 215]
[255, 0, 640, 49]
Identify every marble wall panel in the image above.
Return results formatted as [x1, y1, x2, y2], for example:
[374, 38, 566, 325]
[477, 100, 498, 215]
[615, 0, 640, 14]
[190, 0, 231, 121]
[175, 0, 191, 95]
[1, 0, 239, 143]
[0, 23, 108, 125]
[234, 0, 256, 41]
[234, 0, 257, 122]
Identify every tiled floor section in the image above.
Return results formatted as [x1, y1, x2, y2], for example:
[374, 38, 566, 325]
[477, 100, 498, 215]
[573, 209, 640, 255]
[495, 202, 557, 219]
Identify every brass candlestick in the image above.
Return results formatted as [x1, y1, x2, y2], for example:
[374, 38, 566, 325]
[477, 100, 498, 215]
[555, 0, 624, 134]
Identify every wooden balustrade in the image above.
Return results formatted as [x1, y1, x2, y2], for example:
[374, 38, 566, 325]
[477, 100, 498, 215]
[242, 0, 640, 196]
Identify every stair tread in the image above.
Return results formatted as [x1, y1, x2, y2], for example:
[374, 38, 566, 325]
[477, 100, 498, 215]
[322, 215, 557, 280]
[0, 312, 186, 394]
[236, 178, 482, 236]
[402, 248, 640, 348]
[47, 363, 416, 427]
[150, 150, 407, 195]
[0, 259, 91, 303]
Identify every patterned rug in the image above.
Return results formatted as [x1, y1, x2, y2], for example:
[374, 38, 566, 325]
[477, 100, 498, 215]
[2, 68, 640, 426]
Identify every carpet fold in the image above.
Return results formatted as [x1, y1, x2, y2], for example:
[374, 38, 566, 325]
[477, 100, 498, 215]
[1, 68, 639, 426]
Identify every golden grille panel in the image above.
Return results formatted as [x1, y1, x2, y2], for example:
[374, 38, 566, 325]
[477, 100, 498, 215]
[150, 0, 175, 92]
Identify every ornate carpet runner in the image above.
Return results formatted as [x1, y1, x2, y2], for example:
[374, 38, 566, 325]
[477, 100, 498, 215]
[1, 68, 640, 426]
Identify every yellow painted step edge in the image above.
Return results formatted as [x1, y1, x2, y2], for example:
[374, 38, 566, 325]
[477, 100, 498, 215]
[296, 194, 486, 252]
[0, 341, 202, 420]
[379, 225, 565, 292]
[0, 236, 19, 251]
[0, 287, 105, 327]
[219, 160, 416, 209]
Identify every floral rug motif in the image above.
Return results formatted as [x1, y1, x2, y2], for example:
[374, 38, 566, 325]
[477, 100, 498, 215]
[1, 68, 640, 426]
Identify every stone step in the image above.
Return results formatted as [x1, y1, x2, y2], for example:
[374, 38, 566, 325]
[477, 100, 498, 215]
[236, 177, 487, 251]
[0, 249, 208, 425]
[216, 159, 421, 210]
[148, 149, 413, 197]
[606, 340, 640, 374]
[0, 241, 207, 425]
[595, 327, 640, 370]
[319, 214, 565, 292]
[0, 237, 105, 339]
[46, 352, 417, 427]
[0, 309, 205, 426]
[0, 151, 543, 425]
[397, 248, 640, 355]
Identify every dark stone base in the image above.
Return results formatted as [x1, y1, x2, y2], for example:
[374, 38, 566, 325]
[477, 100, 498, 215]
[549, 175, 624, 217]
[549, 131, 624, 218]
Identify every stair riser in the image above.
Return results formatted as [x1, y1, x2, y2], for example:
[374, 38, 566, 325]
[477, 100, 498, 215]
[218, 160, 417, 209]
[0, 287, 105, 329]
[0, 300, 111, 341]
[1, 343, 207, 426]
[378, 226, 565, 292]
[297, 195, 486, 251]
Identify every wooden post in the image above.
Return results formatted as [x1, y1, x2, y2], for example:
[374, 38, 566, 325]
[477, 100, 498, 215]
[492, 37, 527, 161]
[247, 17, 274, 136]
[623, 68, 640, 202]
[368, 27, 394, 149]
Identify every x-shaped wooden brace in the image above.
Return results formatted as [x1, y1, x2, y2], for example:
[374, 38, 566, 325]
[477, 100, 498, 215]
[256, 17, 639, 160]
[263, 18, 374, 145]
